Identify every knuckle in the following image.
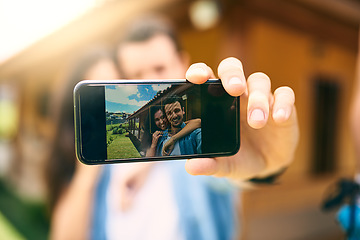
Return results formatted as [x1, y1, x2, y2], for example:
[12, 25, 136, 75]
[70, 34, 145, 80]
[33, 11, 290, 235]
[248, 72, 270, 82]
[274, 86, 294, 95]
[218, 57, 243, 76]
[247, 72, 271, 93]
[249, 91, 269, 103]
[274, 86, 295, 103]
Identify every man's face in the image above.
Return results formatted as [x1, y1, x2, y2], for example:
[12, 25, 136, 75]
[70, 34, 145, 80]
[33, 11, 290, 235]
[154, 109, 168, 130]
[117, 34, 187, 79]
[164, 101, 184, 128]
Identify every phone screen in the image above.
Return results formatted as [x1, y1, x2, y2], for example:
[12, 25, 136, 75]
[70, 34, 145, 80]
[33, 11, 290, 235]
[74, 79, 240, 164]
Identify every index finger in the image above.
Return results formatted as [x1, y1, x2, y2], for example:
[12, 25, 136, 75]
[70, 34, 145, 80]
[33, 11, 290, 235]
[186, 63, 215, 84]
[217, 57, 247, 96]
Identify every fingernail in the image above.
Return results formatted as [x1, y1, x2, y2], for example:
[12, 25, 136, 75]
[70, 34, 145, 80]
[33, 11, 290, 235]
[229, 77, 242, 86]
[250, 109, 265, 121]
[273, 108, 286, 119]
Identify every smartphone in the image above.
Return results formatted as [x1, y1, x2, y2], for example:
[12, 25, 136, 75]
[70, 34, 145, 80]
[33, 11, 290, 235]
[74, 79, 240, 164]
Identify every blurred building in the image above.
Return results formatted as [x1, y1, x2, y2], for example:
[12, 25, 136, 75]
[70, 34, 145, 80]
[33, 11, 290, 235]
[0, 0, 359, 239]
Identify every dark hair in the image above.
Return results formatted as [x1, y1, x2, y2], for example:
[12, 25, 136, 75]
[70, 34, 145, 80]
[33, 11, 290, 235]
[162, 95, 182, 114]
[117, 16, 182, 76]
[139, 105, 165, 153]
[149, 105, 165, 133]
[45, 47, 117, 211]
[118, 15, 182, 52]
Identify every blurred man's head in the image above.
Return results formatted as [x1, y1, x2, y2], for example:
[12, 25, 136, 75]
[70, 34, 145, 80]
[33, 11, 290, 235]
[116, 16, 189, 79]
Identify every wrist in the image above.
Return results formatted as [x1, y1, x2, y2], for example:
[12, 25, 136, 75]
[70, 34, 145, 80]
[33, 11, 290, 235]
[248, 167, 287, 184]
[229, 167, 287, 189]
[355, 173, 360, 185]
[169, 136, 177, 143]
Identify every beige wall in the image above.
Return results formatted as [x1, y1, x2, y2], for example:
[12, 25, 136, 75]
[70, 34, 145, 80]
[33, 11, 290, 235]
[246, 18, 357, 179]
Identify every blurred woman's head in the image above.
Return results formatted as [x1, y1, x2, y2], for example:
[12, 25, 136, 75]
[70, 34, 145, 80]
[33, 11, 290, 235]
[46, 47, 119, 210]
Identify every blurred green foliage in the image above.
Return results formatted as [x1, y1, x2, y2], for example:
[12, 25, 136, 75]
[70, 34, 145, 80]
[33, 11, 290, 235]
[0, 180, 49, 240]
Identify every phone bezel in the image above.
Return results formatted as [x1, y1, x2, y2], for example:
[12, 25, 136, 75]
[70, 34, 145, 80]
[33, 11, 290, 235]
[74, 79, 240, 164]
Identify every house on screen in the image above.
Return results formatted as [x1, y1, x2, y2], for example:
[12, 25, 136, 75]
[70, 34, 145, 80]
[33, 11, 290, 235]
[126, 83, 201, 155]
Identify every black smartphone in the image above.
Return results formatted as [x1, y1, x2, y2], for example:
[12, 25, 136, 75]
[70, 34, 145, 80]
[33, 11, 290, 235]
[74, 79, 240, 164]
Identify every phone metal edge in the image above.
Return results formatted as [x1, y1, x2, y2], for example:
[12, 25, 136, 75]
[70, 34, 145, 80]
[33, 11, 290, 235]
[73, 79, 240, 164]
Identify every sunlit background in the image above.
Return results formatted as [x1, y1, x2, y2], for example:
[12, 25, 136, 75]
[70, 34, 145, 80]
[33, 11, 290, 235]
[0, 0, 103, 63]
[0, 0, 360, 239]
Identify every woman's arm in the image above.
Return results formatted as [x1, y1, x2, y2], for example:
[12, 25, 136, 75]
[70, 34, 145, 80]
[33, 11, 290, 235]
[49, 163, 101, 240]
[174, 118, 201, 141]
[163, 118, 201, 155]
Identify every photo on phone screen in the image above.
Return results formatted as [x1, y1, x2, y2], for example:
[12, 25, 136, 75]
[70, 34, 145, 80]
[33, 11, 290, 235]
[74, 80, 240, 164]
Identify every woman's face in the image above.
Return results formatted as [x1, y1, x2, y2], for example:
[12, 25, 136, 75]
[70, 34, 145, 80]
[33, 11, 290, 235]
[84, 58, 120, 80]
[154, 109, 168, 130]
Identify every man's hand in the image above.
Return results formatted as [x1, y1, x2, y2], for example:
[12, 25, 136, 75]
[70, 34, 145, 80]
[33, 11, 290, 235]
[185, 57, 299, 181]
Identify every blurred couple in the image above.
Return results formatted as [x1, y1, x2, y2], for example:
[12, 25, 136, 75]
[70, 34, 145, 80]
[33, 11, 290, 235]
[46, 15, 299, 240]
[144, 97, 201, 158]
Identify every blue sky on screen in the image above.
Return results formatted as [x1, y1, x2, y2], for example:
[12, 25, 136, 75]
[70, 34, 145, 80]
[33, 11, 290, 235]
[105, 84, 171, 113]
